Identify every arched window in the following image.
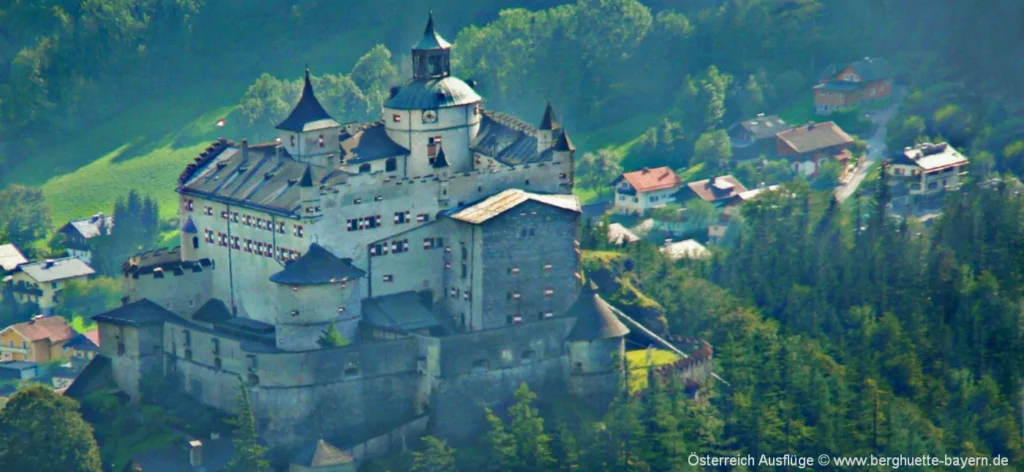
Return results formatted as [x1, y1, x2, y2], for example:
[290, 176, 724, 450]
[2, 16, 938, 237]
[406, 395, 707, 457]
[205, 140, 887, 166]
[385, 158, 397, 172]
[192, 236, 199, 249]
[359, 164, 371, 173]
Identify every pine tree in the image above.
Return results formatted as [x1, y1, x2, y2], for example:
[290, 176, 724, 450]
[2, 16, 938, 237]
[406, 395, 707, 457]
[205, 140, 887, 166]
[482, 407, 517, 472]
[225, 379, 270, 472]
[411, 436, 457, 472]
[0, 384, 103, 472]
[507, 383, 555, 472]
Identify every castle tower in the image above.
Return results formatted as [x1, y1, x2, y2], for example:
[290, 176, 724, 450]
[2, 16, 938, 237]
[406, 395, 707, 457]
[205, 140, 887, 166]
[553, 129, 577, 190]
[565, 281, 630, 408]
[276, 68, 342, 167]
[382, 12, 482, 177]
[299, 165, 322, 221]
[181, 216, 199, 262]
[537, 102, 560, 153]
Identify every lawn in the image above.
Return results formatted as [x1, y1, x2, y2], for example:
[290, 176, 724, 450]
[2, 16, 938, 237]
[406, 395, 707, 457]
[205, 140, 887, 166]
[572, 111, 665, 159]
[778, 94, 816, 126]
[626, 348, 682, 393]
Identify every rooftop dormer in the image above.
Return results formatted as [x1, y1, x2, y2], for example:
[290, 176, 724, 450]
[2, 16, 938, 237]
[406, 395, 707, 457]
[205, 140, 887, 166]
[276, 68, 342, 165]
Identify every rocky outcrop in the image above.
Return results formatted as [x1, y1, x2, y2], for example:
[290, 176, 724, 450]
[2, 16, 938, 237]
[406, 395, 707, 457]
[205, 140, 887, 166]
[583, 252, 669, 336]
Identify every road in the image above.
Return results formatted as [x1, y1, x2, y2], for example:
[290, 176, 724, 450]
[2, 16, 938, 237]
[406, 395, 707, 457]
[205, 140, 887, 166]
[834, 87, 906, 202]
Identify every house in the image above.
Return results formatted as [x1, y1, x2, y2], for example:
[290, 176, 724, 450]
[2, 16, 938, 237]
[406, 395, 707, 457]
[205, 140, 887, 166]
[814, 57, 894, 114]
[57, 213, 113, 264]
[660, 239, 711, 261]
[0, 244, 29, 274]
[0, 315, 77, 363]
[3, 257, 96, 313]
[677, 175, 749, 208]
[63, 330, 101, 370]
[607, 223, 641, 246]
[708, 185, 780, 245]
[776, 121, 854, 177]
[0, 361, 40, 382]
[887, 142, 969, 196]
[612, 167, 684, 215]
[728, 114, 791, 160]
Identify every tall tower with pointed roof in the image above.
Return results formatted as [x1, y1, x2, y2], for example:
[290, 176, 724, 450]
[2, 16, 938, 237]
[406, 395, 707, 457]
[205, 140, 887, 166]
[412, 11, 452, 79]
[537, 102, 560, 153]
[277, 69, 342, 167]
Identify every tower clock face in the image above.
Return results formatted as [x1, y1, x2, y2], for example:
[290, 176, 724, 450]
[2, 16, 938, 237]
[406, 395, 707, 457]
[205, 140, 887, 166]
[423, 110, 438, 124]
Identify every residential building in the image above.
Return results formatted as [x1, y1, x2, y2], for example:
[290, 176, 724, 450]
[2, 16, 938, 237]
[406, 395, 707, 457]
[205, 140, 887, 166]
[63, 330, 101, 369]
[57, 213, 113, 264]
[0, 361, 39, 382]
[677, 175, 749, 208]
[814, 57, 894, 114]
[887, 142, 969, 196]
[0, 315, 77, 363]
[612, 167, 684, 215]
[776, 121, 854, 177]
[607, 223, 640, 246]
[728, 114, 791, 160]
[660, 239, 711, 261]
[0, 244, 29, 275]
[2, 257, 96, 313]
[707, 185, 780, 244]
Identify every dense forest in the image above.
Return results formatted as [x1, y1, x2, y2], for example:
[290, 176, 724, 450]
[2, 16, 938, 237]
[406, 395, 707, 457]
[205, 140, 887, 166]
[2, 1, 1024, 471]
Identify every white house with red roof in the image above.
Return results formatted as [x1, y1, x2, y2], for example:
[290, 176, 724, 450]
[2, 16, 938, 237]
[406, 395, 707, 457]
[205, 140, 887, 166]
[611, 166, 684, 215]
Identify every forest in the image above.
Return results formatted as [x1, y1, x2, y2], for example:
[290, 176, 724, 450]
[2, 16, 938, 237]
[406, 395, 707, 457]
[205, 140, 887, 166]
[2, 0, 1024, 471]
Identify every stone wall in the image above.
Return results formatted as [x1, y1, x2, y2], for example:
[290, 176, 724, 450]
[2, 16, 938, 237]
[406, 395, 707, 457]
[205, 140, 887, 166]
[346, 414, 429, 465]
[126, 266, 214, 319]
[365, 219, 451, 302]
[273, 281, 363, 351]
[99, 321, 164, 401]
[567, 338, 624, 410]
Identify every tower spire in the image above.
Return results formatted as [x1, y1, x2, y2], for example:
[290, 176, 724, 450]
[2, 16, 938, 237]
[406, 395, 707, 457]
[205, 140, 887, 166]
[540, 101, 558, 130]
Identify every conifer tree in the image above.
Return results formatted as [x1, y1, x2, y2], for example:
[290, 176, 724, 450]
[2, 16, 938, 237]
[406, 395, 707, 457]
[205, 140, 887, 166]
[507, 383, 555, 472]
[482, 407, 517, 472]
[225, 379, 270, 472]
[411, 436, 457, 472]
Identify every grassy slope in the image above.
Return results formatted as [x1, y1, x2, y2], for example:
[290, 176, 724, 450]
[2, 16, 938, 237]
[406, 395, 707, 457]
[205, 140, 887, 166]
[626, 348, 682, 393]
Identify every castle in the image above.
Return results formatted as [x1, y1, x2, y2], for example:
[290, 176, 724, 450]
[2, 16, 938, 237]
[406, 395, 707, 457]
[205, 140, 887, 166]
[76, 13, 637, 462]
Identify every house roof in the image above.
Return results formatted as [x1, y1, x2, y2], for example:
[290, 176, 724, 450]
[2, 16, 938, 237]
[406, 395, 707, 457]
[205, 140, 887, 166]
[685, 175, 748, 203]
[733, 114, 790, 140]
[17, 257, 95, 283]
[413, 12, 451, 50]
[470, 112, 550, 165]
[777, 122, 854, 154]
[340, 121, 410, 165]
[737, 185, 781, 201]
[814, 81, 862, 92]
[819, 57, 893, 82]
[661, 239, 711, 261]
[566, 282, 630, 341]
[269, 243, 366, 285]
[6, 316, 76, 344]
[616, 167, 683, 194]
[276, 69, 341, 133]
[292, 439, 355, 468]
[64, 330, 100, 352]
[0, 361, 38, 371]
[362, 291, 440, 332]
[92, 299, 172, 327]
[384, 77, 481, 110]
[607, 223, 640, 245]
[444, 189, 580, 225]
[897, 142, 969, 172]
[539, 102, 559, 130]
[0, 244, 28, 272]
[60, 214, 113, 240]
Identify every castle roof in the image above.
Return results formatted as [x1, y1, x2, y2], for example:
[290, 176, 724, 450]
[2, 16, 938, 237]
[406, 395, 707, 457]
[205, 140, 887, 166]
[340, 122, 411, 164]
[432, 145, 449, 168]
[362, 291, 441, 333]
[192, 299, 233, 324]
[181, 216, 198, 234]
[92, 299, 172, 327]
[444, 189, 580, 225]
[553, 129, 575, 152]
[470, 112, 552, 165]
[121, 246, 213, 278]
[413, 11, 451, 50]
[269, 243, 366, 285]
[385, 77, 481, 110]
[64, 330, 100, 352]
[276, 69, 341, 133]
[540, 102, 559, 130]
[566, 282, 630, 341]
[291, 439, 354, 468]
[300, 165, 315, 187]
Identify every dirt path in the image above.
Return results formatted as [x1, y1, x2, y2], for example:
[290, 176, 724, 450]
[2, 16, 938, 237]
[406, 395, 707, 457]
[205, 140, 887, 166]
[835, 86, 907, 202]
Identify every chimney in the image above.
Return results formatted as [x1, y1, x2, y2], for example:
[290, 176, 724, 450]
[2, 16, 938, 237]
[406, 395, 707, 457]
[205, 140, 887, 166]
[756, 113, 765, 118]
[44, 259, 55, 268]
[641, 167, 649, 174]
[710, 175, 717, 184]
[242, 139, 249, 161]
[188, 440, 203, 469]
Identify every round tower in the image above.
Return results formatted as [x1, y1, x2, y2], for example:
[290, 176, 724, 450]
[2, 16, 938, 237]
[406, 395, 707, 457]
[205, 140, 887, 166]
[565, 281, 630, 407]
[180, 216, 200, 262]
[382, 12, 482, 177]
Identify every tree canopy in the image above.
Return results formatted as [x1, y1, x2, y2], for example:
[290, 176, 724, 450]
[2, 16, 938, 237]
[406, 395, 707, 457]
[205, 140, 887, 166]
[0, 384, 103, 472]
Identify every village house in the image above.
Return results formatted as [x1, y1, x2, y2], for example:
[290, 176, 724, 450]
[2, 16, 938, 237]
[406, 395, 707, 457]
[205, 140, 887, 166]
[677, 175, 749, 209]
[0, 361, 40, 382]
[728, 114, 791, 161]
[660, 239, 711, 261]
[63, 329, 100, 370]
[814, 57, 894, 114]
[607, 223, 641, 246]
[0, 244, 28, 275]
[57, 213, 113, 264]
[887, 142, 969, 196]
[0, 315, 76, 363]
[708, 185, 780, 245]
[776, 121, 854, 177]
[612, 166, 684, 215]
[2, 257, 96, 313]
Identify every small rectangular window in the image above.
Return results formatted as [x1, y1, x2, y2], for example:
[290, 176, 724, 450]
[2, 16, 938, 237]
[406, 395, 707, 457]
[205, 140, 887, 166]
[375, 196, 384, 202]
[544, 263, 552, 271]
[393, 114, 402, 123]
[512, 292, 521, 300]
[354, 198, 363, 205]
[509, 266, 519, 275]
[544, 287, 554, 297]
[394, 212, 407, 224]
[423, 238, 434, 249]
[383, 274, 393, 282]
[417, 213, 429, 222]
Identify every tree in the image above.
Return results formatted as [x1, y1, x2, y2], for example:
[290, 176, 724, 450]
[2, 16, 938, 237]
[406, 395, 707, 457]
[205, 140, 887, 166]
[506, 383, 555, 471]
[482, 407, 517, 472]
[239, 73, 301, 137]
[225, 379, 270, 472]
[350, 44, 398, 113]
[61, 277, 122, 322]
[0, 384, 102, 472]
[692, 130, 733, 172]
[317, 322, 350, 348]
[91, 190, 160, 276]
[684, 198, 715, 229]
[576, 149, 622, 196]
[0, 185, 52, 254]
[411, 436, 457, 472]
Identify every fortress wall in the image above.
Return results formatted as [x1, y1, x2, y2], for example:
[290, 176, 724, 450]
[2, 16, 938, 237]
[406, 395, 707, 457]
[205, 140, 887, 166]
[128, 267, 213, 319]
[274, 282, 362, 351]
[430, 317, 575, 444]
[366, 220, 449, 300]
[479, 201, 580, 330]
[165, 323, 250, 411]
[567, 338, 625, 409]
[99, 322, 165, 400]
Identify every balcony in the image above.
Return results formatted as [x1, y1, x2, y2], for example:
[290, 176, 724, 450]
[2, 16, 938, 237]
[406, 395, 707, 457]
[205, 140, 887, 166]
[0, 345, 30, 356]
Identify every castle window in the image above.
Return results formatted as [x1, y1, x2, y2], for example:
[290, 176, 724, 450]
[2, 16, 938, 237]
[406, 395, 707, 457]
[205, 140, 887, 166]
[370, 243, 383, 256]
[244, 215, 251, 226]
[510, 291, 521, 301]
[375, 196, 384, 202]
[427, 136, 442, 161]
[212, 338, 220, 356]
[543, 311, 554, 319]
[417, 213, 429, 222]
[461, 264, 467, 279]
[471, 359, 488, 373]
[214, 358, 223, 370]
[221, 211, 229, 220]
[544, 263, 552, 271]
[509, 266, 519, 275]
[450, 288, 457, 298]
[292, 286, 299, 293]
[204, 230, 214, 243]
[205, 206, 214, 216]
[290, 135, 296, 146]
[464, 291, 471, 301]
[277, 222, 286, 234]
[525, 179, 530, 186]
[344, 367, 361, 378]
[192, 236, 199, 249]
[545, 287, 554, 297]
[244, 239, 252, 253]
[116, 336, 125, 356]
[291, 251, 300, 260]
[394, 211, 408, 224]
[383, 274, 393, 283]
[512, 314, 523, 325]
[290, 310, 299, 316]
[338, 306, 346, 313]
[318, 134, 325, 148]
[231, 237, 240, 250]
[232, 212, 240, 222]
[477, 186, 482, 193]
[293, 225, 304, 237]
[528, 228, 536, 236]
[460, 246, 468, 260]
[423, 238, 434, 250]
[347, 219, 358, 232]
[354, 198, 362, 205]
[436, 237, 444, 248]
[393, 114, 401, 123]
[559, 173, 567, 180]
[385, 158, 397, 172]
[183, 330, 192, 347]
[359, 164, 371, 173]
[185, 199, 194, 212]
[522, 350, 535, 361]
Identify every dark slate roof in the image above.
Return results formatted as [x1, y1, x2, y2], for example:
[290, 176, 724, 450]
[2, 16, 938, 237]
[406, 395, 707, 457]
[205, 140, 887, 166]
[413, 12, 452, 50]
[566, 282, 630, 341]
[539, 102, 558, 130]
[340, 122, 410, 164]
[554, 129, 575, 152]
[64, 332, 100, 352]
[432, 145, 449, 168]
[385, 77, 481, 110]
[276, 69, 341, 133]
[60, 214, 114, 240]
[131, 437, 235, 472]
[0, 361, 38, 371]
[777, 121, 854, 154]
[181, 217, 198, 234]
[92, 299, 172, 327]
[300, 165, 314, 187]
[192, 299, 233, 324]
[178, 143, 349, 216]
[292, 439, 355, 468]
[470, 112, 546, 165]
[121, 246, 212, 278]
[17, 257, 96, 283]
[362, 291, 440, 332]
[63, 355, 116, 400]
[732, 114, 791, 140]
[269, 243, 366, 285]
[848, 57, 893, 82]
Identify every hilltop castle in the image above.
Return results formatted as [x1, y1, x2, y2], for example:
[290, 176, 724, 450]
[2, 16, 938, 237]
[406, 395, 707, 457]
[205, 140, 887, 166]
[75, 13, 636, 462]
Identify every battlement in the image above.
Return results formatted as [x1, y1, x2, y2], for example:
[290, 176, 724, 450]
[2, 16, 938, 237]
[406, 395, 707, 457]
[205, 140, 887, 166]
[179, 138, 234, 185]
[339, 159, 569, 191]
[122, 246, 213, 279]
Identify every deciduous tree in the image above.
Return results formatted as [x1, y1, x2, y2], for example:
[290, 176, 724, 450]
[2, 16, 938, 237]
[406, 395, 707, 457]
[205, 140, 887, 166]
[0, 384, 102, 472]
